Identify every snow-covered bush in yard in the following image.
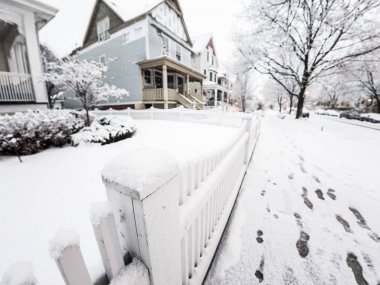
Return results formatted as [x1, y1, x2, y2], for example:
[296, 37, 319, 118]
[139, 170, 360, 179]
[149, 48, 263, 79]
[0, 110, 85, 156]
[72, 116, 135, 145]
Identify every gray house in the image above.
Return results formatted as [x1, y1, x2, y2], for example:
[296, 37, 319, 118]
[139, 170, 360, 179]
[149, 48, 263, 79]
[72, 0, 205, 110]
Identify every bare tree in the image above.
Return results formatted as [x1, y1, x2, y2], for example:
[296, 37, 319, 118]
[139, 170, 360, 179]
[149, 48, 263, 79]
[238, 0, 380, 118]
[231, 66, 255, 112]
[352, 60, 380, 113]
[44, 56, 128, 126]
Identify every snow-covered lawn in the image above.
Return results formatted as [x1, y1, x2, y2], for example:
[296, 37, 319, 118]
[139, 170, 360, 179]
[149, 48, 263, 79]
[205, 113, 380, 285]
[0, 119, 240, 284]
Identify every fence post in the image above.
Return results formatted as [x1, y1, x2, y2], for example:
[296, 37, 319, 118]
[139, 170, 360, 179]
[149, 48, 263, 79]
[49, 230, 92, 285]
[90, 202, 125, 280]
[101, 148, 182, 285]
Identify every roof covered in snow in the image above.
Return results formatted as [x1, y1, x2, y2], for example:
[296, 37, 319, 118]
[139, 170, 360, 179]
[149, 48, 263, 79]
[192, 33, 213, 53]
[39, 0, 164, 57]
[103, 0, 162, 22]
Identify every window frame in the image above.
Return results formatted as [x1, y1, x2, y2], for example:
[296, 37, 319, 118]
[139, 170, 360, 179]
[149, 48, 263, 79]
[97, 17, 110, 42]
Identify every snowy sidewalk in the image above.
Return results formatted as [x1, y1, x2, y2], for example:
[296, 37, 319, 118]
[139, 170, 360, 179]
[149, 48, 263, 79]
[204, 113, 380, 285]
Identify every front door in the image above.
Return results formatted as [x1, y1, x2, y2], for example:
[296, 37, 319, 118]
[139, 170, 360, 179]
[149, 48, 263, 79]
[177, 75, 184, 95]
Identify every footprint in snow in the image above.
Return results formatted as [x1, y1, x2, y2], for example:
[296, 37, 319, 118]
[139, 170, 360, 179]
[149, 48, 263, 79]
[256, 230, 264, 243]
[302, 187, 314, 210]
[346, 252, 369, 285]
[315, 189, 325, 200]
[327, 188, 337, 200]
[312, 176, 321, 184]
[288, 173, 295, 180]
[255, 256, 265, 283]
[336, 215, 352, 233]
[296, 231, 310, 258]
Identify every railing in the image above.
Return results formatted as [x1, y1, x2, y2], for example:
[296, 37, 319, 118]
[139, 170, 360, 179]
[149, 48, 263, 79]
[0, 72, 35, 102]
[177, 93, 196, 109]
[188, 94, 204, 110]
[143, 88, 201, 109]
[1, 109, 262, 285]
[142, 88, 164, 101]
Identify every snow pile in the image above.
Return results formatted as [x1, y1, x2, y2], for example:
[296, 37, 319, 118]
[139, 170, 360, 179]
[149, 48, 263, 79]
[89, 202, 113, 226]
[49, 229, 80, 260]
[1, 262, 37, 285]
[102, 147, 180, 199]
[0, 110, 84, 156]
[109, 258, 149, 285]
[71, 116, 135, 145]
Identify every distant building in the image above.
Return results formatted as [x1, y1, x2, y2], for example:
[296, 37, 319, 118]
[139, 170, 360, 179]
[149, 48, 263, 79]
[0, 0, 57, 113]
[191, 34, 233, 108]
[70, 0, 205, 110]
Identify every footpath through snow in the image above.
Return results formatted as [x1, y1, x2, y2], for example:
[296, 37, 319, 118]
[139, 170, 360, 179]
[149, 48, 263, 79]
[205, 113, 380, 285]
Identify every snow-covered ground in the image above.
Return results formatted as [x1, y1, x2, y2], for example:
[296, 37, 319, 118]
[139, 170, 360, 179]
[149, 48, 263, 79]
[0, 119, 240, 284]
[205, 112, 380, 285]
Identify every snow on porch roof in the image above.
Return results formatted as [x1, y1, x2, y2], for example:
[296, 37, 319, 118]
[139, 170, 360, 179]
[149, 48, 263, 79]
[39, 0, 163, 58]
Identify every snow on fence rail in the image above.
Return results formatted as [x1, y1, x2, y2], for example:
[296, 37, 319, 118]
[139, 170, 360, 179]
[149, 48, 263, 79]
[1, 109, 261, 285]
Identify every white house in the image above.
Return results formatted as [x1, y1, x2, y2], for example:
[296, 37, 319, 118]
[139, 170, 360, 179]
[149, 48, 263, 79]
[191, 34, 233, 108]
[0, 0, 57, 113]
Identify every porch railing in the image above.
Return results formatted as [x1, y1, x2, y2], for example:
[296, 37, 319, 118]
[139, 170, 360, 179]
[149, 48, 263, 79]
[0, 72, 35, 102]
[143, 88, 202, 109]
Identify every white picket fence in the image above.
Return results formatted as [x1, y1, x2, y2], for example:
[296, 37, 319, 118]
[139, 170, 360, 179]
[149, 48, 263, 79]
[1, 108, 262, 285]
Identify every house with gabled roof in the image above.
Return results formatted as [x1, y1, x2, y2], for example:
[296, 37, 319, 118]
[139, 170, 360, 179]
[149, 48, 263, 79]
[191, 34, 233, 108]
[0, 0, 57, 113]
[70, 0, 205, 110]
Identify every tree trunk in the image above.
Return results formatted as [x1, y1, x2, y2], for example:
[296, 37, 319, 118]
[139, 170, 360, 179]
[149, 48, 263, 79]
[289, 95, 293, 114]
[85, 108, 91, 127]
[296, 86, 307, 119]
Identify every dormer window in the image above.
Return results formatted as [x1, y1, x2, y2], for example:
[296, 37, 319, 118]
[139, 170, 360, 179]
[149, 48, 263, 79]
[97, 17, 110, 42]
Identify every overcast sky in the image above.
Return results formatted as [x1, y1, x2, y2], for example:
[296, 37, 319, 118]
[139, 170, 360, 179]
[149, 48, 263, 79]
[39, 0, 246, 69]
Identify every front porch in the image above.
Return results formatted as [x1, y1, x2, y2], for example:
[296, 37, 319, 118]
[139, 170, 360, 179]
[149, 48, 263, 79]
[204, 83, 232, 108]
[0, 1, 56, 110]
[138, 56, 205, 110]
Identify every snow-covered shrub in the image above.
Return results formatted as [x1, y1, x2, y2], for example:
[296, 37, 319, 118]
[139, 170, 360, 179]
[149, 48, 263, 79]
[71, 115, 135, 146]
[0, 110, 85, 156]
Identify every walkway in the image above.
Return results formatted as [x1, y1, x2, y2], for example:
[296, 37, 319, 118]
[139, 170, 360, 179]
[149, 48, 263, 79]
[204, 113, 380, 285]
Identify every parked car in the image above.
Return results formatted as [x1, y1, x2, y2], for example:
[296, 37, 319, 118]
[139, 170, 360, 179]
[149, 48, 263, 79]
[315, 109, 327, 115]
[340, 110, 361, 120]
[302, 108, 310, 118]
[369, 113, 380, 123]
[325, 109, 340, 117]
[360, 113, 371, 122]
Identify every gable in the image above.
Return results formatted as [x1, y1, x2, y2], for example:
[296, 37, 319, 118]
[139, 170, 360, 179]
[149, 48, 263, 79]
[151, 1, 192, 44]
[83, 0, 124, 48]
[206, 38, 216, 56]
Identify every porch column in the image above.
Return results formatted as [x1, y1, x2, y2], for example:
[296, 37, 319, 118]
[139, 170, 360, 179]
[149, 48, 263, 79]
[163, 64, 168, 109]
[23, 12, 48, 104]
[186, 74, 190, 95]
[214, 88, 218, 107]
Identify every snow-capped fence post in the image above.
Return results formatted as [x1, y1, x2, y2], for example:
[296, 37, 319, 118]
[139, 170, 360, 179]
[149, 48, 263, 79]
[49, 230, 92, 285]
[101, 148, 182, 285]
[90, 202, 125, 280]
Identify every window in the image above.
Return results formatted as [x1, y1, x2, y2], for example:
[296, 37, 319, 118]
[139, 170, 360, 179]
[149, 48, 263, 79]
[212, 56, 214, 65]
[154, 70, 163, 88]
[144, 69, 153, 86]
[207, 51, 209, 62]
[161, 34, 169, 55]
[209, 72, 213, 81]
[168, 74, 176, 89]
[99, 55, 106, 65]
[176, 44, 182, 61]
[97, 17, 110, 41]
[204, 69, 207, 75]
